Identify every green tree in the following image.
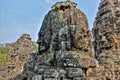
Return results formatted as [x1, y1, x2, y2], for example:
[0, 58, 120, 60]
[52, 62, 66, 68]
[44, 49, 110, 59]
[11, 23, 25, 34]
[0, 45, 9, 65]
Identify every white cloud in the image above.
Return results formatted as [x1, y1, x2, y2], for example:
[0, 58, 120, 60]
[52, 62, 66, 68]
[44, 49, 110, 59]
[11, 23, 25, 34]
[45, 0, 53, 3]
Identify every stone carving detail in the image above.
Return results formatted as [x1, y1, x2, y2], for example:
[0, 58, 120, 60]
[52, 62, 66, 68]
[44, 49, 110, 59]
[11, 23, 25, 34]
[93, 0, 120, 79]
[0, 34, 35, 80]
[37, 1, 93, 54]
[17, 1, 95, 80]
[8, 0, 120, 80]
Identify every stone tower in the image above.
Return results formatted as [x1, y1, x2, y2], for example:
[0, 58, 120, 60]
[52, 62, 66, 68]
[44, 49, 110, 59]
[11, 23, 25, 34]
[37, 1, 93, 56]
[93, 0, 120, 58]
[0, 34, 35, 80]
[93, 0, 120, 79]
[19, 1, 97, 80]
[9, 0, 120, 80]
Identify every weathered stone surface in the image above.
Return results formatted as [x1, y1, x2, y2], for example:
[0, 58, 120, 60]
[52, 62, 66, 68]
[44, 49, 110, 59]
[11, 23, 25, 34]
[44, 69, 60, 78]
[9, 0, 120, 80]
[86, 68, 96, 77]
[32, 75, 42, 80]
[0, 34, 35, 80]
[37, 1, 93, 57]
[73, 77, 88, 80]
[79, 57, 96, 68]
[93, 0, 120, 80]
[66, 68, 83, 77]
[16, 1, 95, 80]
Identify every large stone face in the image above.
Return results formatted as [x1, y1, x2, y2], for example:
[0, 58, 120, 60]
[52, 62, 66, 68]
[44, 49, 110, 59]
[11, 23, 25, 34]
[93, 0, 120, 58]
[93, 0, 120, 79]
[9, 0, 120, 80]
[0, 34, 35, 80]
[37, 1, 93, 56]
[18, 1, 96, 80]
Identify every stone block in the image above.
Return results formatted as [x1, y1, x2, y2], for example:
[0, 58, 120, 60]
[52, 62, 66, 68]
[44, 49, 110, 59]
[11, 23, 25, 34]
[63, 58, 80, 67]
[44, 69, 60, 78]
[73, 77, 88, 80]
[32, 75, 42, 80]
[79, 58, 96, 68]
[66, 68, 83, 78]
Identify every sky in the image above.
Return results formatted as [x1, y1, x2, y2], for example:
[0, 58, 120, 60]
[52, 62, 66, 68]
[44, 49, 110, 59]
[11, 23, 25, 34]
[0, 0, 100, 44]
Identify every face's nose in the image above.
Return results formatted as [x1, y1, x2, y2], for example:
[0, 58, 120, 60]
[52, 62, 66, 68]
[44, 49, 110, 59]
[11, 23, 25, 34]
[101, 36, 106, 41]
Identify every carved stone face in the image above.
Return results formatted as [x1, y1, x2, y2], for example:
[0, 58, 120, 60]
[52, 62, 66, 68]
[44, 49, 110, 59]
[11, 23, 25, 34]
[100, 32, 114, 50]
[37, 1, 92, 54]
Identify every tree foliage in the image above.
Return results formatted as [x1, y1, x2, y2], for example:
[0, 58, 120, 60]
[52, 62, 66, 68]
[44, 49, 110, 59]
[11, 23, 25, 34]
[0, 45, 9, 65]
[0, 45, 10, 54]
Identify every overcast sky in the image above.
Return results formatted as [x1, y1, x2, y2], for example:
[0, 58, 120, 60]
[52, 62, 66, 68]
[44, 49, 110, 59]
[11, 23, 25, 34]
[0, 0, 100, 44]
